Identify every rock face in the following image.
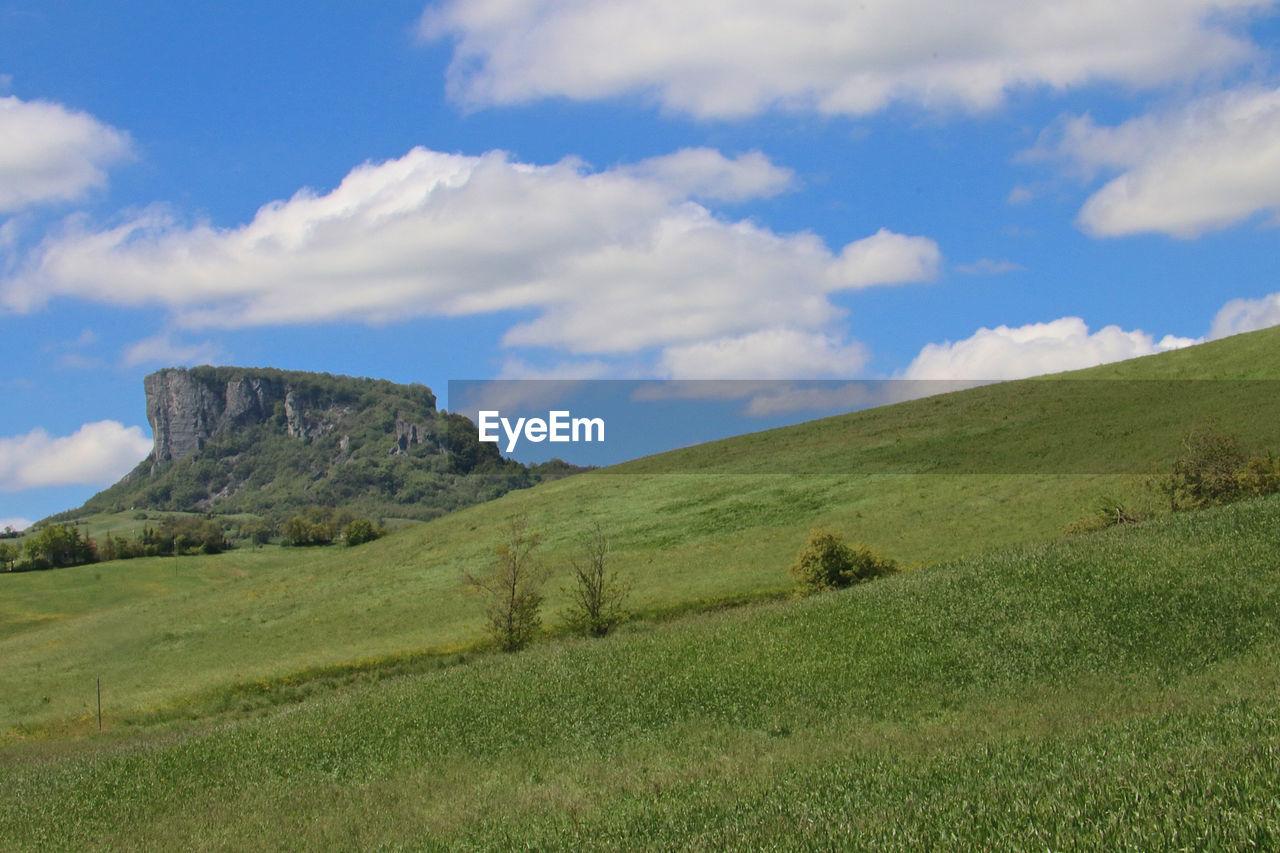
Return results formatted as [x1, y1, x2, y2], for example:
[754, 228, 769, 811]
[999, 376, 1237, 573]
[67, 364, 569, 522]
[145, 369, 285, 469]
[143, 366, 413, 473]
[392, 418, 434, 455]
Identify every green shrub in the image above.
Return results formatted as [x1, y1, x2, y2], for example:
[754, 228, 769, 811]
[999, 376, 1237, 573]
[342, 518, 382, 547]
[1239, 453, 1280, 497]
[790, 528, 897, 592]
[281, 516, 332, 547]
[1160, 424, 1246, 510]
[1158, 424, 1280, 511]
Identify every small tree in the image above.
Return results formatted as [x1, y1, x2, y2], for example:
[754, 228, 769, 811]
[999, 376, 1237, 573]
[24, 524, 98, 569]
[563, 522, 629, 637]
[466, 516, 548, 651]
[343, 518, 381, 547]
[0, 542, 17, 571]
[790, 528, 897, 592]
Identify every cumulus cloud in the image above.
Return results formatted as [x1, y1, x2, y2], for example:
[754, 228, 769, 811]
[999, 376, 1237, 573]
[1210, 291, 1280, 339]
[0, 421, 152, 492]
[421, 0, 1268, 118]
[3, 145, 939, 358]
[619, 148, 795, 201]
[660, 329, 870, 379]
[0, 95, 132, 213]
[1031, 87, 1280, 237]
[903, 317, 1199, 380]
[0, 517, 31, 533]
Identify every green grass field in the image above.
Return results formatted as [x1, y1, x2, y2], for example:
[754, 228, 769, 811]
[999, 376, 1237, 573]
[4, 329, 1280, 733]
[3, 493, 1278, 848]
[2, 328, 1280, 847]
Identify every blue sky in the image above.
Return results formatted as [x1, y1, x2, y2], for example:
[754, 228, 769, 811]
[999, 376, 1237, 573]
[3, 0, 1280, 526]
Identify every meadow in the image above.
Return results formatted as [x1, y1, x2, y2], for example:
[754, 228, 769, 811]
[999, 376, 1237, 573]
[4, 328, 1280, 732]
[2, 327, 1280, 846]
[2, 494, 1278, 848]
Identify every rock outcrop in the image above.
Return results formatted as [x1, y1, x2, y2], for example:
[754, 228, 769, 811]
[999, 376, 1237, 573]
[65, 364, 558, 522]
[143, 366, 427, 471]
[145, 369, 286, 469]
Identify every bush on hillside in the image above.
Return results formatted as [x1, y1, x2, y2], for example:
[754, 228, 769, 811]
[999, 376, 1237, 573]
[342, 518, 382, 547]
[1157, 424, 1280, 511]
[790, 528, 897, 592]
[281, 516, 333, 547]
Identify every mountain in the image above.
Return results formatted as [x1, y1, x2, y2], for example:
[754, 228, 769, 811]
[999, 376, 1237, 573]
[71, 365, 574, 521]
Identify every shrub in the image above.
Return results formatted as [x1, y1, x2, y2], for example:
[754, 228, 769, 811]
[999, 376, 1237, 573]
[1157, 424, 1280, 511]
[1159, 424, 1246, 511]
[342, 518, 382, 547]
[281, 516, 332, 547]
[1239, 453, 1280, 497]
[790, 528, 897, 592]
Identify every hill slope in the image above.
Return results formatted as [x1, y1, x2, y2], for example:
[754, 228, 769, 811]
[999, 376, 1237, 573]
[4, 492, 1278, 847]
[4, 328, 1280, 731]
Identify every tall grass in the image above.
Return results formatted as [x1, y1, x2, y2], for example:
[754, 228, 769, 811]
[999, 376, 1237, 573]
[3, 495, 1278, 848]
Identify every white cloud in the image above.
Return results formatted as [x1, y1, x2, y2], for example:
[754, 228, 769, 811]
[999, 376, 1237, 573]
[660, 328, 870, 379]
[1, 517, 32, 533]
[122, 332, 225, 368]
[0, 421, 152, 492]
[3, 145, 939, 358]
[0, 95, 132, 213]
[619, 148, 795, 201]
[1210, 291, 1280, 339]
[903, 317, 1199, 380]
[421, 0, 1269, 118]
[1031, 87, 1280, 237]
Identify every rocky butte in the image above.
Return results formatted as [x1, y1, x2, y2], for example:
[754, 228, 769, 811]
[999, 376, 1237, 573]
[63, 365, 565, 522]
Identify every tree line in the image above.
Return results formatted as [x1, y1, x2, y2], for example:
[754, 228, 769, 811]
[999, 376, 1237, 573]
[0, 508, 386, 573]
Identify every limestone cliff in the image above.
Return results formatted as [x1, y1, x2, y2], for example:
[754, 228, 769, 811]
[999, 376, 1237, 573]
[145, 369, 283, 468]
[143, 367, 367, 470]
[64, 365, 578, 521]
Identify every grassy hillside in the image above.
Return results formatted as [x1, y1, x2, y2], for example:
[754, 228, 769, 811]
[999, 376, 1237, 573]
[3, 493, 1278, 848]
[3, 328, 1280, 732]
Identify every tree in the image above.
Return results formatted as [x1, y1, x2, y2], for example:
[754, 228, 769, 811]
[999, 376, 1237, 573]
[23, 524, 98, 568]
[465, 515, 548, 651]
[342, 518, 381, 547]
[790, 528, 897, 592]
[281, 515, 331, 546]
[0, 542, 18, 571]
[563, 522, 629, 637]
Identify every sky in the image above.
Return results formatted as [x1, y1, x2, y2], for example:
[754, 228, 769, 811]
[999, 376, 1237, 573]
[3, 0, 1280, 527]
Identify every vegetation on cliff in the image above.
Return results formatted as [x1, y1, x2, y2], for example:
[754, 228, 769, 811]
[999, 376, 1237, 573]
[63, 366, 580, 523]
